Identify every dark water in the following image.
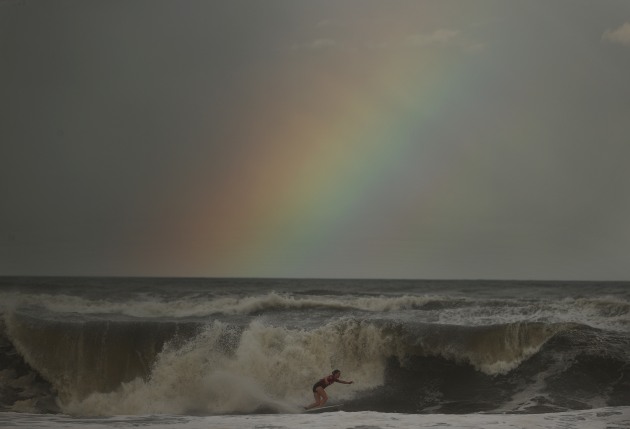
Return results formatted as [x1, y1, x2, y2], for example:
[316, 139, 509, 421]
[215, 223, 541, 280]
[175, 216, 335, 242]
[1, 277, 628, 415]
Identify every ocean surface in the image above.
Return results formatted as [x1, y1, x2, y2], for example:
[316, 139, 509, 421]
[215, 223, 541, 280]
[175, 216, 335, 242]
[0, 277, 628, 428]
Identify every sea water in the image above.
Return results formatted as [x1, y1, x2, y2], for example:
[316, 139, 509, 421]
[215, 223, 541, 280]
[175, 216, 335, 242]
[1, 277, 628, 428]
[1, 408, 630, 429]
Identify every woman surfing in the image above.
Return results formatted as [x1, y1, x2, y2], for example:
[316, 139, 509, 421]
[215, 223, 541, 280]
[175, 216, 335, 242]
[305, 369, 353, 410]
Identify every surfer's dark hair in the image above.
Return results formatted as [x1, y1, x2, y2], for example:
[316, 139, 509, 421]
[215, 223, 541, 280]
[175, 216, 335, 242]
[332, 369, 341, 375]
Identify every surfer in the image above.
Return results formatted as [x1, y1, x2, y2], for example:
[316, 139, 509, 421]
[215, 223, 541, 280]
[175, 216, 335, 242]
[305, 369, 353, 410]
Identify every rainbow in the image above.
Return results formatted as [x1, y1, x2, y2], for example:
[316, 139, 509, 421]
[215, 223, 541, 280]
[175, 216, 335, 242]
[144, 36, 486, 277]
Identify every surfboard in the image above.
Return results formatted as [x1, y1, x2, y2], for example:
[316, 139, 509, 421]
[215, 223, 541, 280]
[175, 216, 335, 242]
[303, 404, 343, 413]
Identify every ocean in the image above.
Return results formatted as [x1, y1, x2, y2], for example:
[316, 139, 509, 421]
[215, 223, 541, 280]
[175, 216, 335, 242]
[0, 277, 628, 428]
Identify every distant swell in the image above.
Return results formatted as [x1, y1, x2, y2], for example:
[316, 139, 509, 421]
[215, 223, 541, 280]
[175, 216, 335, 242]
[2, 291, 628, 334]
[2, 311, 629, 415]
[0, 291, 460, 317]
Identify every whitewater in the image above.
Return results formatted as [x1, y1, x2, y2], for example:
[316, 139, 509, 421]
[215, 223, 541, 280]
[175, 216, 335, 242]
[0, 277, 628, 428]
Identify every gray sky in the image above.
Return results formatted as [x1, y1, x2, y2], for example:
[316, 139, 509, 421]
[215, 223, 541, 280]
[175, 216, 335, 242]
[1, 0, 629, 279]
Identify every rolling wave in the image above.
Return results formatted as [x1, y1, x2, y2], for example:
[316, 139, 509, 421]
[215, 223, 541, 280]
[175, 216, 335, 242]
[2, 313, 628, 415]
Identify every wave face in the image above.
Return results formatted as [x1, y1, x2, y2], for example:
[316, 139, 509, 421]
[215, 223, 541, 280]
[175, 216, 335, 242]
[0, 277, 629, 415]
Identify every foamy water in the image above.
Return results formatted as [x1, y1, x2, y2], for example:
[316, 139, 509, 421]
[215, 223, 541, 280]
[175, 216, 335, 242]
[1, 407, 629, 429]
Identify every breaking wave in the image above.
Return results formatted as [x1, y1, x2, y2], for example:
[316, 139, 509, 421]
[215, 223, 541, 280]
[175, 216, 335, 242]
[2, 311, 628, 415]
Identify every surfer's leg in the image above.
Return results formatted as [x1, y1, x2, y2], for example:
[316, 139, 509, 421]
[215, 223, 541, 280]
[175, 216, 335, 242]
[306, 387, 327, 409]
[306, 391, 320, 409]
[305, 392, 319, 409]
[317, 387, 328, 406]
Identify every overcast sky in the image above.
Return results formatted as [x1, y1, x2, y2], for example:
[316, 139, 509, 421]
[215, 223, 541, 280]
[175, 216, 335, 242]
[1, 0, 629, 279]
